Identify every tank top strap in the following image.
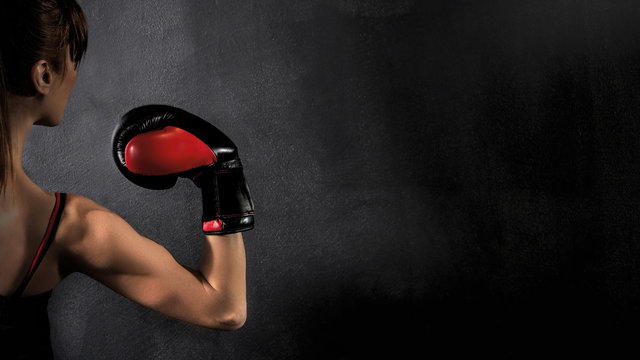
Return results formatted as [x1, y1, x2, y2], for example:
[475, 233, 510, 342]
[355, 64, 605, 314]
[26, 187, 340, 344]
[11, 192, 66, 299]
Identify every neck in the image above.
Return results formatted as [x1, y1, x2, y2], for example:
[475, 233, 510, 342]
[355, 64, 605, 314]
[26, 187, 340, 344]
[4, 95, 40, 196]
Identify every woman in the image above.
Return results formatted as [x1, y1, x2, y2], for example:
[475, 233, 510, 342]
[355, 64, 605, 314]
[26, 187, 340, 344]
[0, 1, 250, 358]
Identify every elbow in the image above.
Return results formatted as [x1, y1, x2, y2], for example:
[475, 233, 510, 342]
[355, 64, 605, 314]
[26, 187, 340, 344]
[215, 309, 246, 331]
[222, 310, 247, 330]
[208, 304, 247, 330]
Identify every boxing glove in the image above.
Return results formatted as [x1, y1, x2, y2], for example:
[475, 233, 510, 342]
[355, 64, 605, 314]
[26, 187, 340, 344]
[112, 104, 254, 235]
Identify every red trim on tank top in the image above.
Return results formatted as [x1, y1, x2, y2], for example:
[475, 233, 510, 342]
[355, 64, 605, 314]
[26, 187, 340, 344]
[26, 192, 61, 277]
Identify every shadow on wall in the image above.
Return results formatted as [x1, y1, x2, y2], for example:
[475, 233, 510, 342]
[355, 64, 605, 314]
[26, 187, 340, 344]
[294, 284, 428, 359]
[288, 279, 638, 359]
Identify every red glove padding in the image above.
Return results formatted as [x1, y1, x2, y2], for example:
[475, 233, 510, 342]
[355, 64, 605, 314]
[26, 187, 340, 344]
[125, 126, 216, 176]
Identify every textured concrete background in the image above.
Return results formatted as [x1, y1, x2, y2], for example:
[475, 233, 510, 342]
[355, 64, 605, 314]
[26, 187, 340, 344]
[21, 0, 640, 358]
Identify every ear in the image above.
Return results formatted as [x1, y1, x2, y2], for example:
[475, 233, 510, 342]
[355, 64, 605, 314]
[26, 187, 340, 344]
[31, 60, 53, 95]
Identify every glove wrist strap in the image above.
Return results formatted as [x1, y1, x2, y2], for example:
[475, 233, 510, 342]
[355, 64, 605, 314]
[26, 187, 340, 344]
[198, 166, 255, 235]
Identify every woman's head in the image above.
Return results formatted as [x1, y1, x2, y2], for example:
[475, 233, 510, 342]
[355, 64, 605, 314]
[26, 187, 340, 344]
[0, 0, 88, 192]
[1, 0, 88, 96]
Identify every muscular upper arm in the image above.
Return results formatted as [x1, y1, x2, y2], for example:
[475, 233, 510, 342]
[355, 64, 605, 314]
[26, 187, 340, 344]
[58, 195, 231, 329]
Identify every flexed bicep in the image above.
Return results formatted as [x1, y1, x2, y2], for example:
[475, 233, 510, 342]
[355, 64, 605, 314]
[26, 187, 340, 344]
[59, 196, 239, 329]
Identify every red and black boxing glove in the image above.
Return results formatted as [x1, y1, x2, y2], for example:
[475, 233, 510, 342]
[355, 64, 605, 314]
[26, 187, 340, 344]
[112, 104, 255, 235]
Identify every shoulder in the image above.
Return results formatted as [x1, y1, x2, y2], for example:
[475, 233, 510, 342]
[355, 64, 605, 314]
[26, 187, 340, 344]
[56, 193, 137, 272]
[58, 193, 118, 241]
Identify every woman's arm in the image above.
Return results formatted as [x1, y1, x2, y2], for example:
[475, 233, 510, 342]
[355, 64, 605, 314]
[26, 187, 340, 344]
[59, 194, 246, 330]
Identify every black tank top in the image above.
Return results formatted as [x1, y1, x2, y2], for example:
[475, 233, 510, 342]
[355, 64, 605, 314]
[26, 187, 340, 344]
[0, 192, 66, 360]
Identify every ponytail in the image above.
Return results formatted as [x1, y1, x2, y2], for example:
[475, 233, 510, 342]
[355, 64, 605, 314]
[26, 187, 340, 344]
[0, 50, 12, 195]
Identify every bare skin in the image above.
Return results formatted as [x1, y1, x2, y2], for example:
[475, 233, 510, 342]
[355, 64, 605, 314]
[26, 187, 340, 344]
[0, 50, 247, 330]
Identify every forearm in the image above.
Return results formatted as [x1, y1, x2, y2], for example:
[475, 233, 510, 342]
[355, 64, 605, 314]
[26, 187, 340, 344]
[198, 232, 247, 320]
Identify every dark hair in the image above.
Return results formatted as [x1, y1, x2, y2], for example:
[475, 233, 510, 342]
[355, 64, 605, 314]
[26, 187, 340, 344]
[0, 0, 88, 193]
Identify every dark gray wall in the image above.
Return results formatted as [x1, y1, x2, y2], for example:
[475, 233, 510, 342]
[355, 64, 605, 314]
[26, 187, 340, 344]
[22, 0, 640, 358]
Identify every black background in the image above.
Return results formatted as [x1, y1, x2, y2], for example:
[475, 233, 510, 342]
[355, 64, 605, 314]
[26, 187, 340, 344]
[22, 0, 640, 358]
